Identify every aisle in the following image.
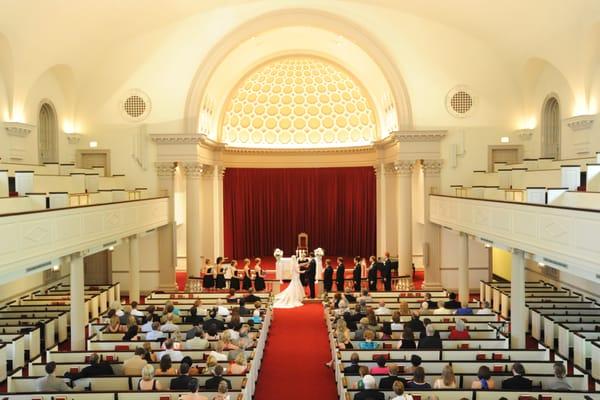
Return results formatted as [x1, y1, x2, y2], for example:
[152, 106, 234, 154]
[254, 303, 338, 400]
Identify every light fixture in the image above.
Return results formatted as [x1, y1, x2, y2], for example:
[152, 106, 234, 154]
[108, 246, 114, 251]
[89, 141, 98, 148]
[538, 262, 545, 267]
[52, 264, 60, 271]
[500, 136, 510, 143]
[484, 244, 492, 248]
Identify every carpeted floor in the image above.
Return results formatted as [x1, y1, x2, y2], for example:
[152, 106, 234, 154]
[254, 303, 338, 400]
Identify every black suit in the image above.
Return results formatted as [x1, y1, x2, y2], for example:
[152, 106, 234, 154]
[418, 335, 442, 349]
[353, 264, 362, 291]
[379, 376, 407, 390]
[244, 294, 261, 303]
[305, 258, 316, 298]
[444, 299, 461, 309]
[367, 263, 378, 291]
[336, 263, 345, 291]
[501, 375, 533, 390]
[382, 259, 392, 291]
[170, 375, 197, 390]
[343, 363, 361, 374]
[66, 362, 114, 381]
[406, 317, 425, 333]
[323, 266, 333, 292]
[353, 389, 385, 400]
[205, 376, 232, 390]
[202, 318, 225, 332]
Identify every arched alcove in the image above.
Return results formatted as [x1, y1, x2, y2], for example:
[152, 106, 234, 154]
[38, 102, 58, 163]
[541, 95, 560, 159]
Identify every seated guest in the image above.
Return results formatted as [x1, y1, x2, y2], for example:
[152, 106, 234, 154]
[419, 318, 439, 340]
[185, 321, 202, 341]
[455, 301, 473, 315]
[181, 356, 200, 375]
[433, 365, 457, 389]
[501, 362, 532, 390]
[119, 305, 132, 325]
[423, 293, 437, 309]
[180, 379, 208, 400]
[142, 341, 157, 363]
[36, 361, 72, 391]
[138, 364, 162, 391]
[155, 354, 177, 376]
[123, 324, 138, 341]
[140, 316, 154, 333]
[243, 288, 261, 304]
[343, 287, 357, 303]
[433, 301, 449, 315]
[209, 340, 228, 361]
[356, 366, 369, 389]
[206, 324, 221, 340]
[144, 305, 157, 323]
[229, 352, 248, 374]
[359, 330, 379, 349]
[375, 301, 391, 315]
[203, 308, 226, 332]
[169, 361, 198, 390]
[123, 347, 148, 375]
[108, 314, 121, 333]
[366, 310, 379, 331]
[202, 355, 218, 375]
[216, 299, 230, 319]
[390, 311, 403, 331]
[146, 321, 165, 341]
[357, 289, 373, 303]
[379, 364, 407, 390]
[448, 319, 471, 340]
[213, 380, 231, 400]
[391, 380, 413, 400]
[477, 301, 493, 314]
[238, 299, 253, 316]
[131, 301, 144, 318]
[111, 301, 124, 317]
[237, 325, 253, 349]
[161, 314, 179, 333]
[158, 339, 184, 362]
[418, 325, 442, 349]
[353, 375, 384, 400]
[251, 302, 263, 323]
[354, 318, 369, 341]
[406, 311, 425, 333]
[186, 306, 204, 326]
[471, 365, 495, 390]
[396, 327, 416, 349]
[405, 355, 422, 375]
[370, 355, 390, 375]
[380, 322, 393, 340]
[65, 353, 114, 382]
[343, 353, 363, 373]
[419, 301, 431, 316]
[226, 288, 239, 304]
[544, 361, 572, 391]
[221, 331, 239, 350]
[186, 328, 210, 350]
[444, 292, 461, 309]
[406, 367, 431, 389]
[205, 365, 232, 390]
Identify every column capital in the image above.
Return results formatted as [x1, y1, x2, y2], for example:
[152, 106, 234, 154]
[422, 159, 443, 177]
[182, 162, 214, 179]
[392, 160, 414, 176]
[154, 162, 176, 178]
[214, 165, 226, 178]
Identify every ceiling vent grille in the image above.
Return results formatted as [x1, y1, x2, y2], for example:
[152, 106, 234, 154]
[446, 86, 476, 118]
[121, 90, 151, 122]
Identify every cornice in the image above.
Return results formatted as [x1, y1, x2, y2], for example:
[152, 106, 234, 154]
[223, 145, 375, 154]
[392, 130, 447, 142]
[422, 159, 443, 177]
[150, 134, 226, 149]
[4, 121, 35, 137]
[565, 114, 596, 131]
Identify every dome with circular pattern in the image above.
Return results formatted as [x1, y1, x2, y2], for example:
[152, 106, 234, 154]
[221, 56, 378, 148]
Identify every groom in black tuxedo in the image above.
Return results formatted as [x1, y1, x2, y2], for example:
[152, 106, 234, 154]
[305, 252, 317, 299]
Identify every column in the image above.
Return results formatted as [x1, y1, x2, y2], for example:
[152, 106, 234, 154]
[183, 162, 204, 277]
[457, 232, 469, 304]
[422, 159, 443, 288]
[212, 166, 225, 257]
[394, 160, 414, 276]
[511, 248, 526, 349]
[70, 253, 86, 351]
[155, 162, 178, 290]
[375, 164, 387, 256]
[129, 235, 140, 303]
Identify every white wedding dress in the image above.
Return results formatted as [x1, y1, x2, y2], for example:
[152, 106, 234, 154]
[273, 256, 305, 308]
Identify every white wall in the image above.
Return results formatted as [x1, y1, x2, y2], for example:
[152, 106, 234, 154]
[111, 232, 162, 295]
[440, 229, 490, 293]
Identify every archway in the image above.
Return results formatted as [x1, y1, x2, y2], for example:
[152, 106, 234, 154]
[541, 95, 560, 159]
[38, 102, 58, 163]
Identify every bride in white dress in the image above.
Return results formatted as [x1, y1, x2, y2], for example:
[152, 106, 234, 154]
[273, 256, 305, 308]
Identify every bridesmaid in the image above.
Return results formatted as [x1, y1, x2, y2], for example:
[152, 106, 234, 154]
[323, 259, 333, 293]
[353, 256, 362, 291]
[335, 257, 345, 292]
[254, 258, 266, 292]
[242, 258, 252, 290]
[367, 256, 378, 292]
[215, 257, 226, 289]
[229, 260, 240, 290]
[202, 259, 214, 291]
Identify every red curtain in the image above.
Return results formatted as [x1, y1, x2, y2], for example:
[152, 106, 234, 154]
[223, 167, 376, 258]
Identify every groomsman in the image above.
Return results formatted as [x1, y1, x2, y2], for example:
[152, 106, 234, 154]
[335, 257, 345, 292]
[306, 252, 317, 298]
[323, 259, 333, 293]
[382, 252, 392, 291]
[353, 256, 362, 291]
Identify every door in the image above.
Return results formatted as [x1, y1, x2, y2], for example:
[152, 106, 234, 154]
[488, 145, 523, 172]
[76, 149, 111, 176]
[84, 250, 111, 285]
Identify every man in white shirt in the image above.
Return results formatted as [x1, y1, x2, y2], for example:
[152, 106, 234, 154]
[208, 341, 228, 361]
[433, 301, 449, 315]
[477, 301, 493, 314]
[140, 318, 153, 333]
[185, 329, 210, 350]
[130, 301, 144, 318]
[145, 322, 165, 341]
[158, 339, 184, 362]
[374, 301, 391, 315]
[160, 315, 179, 333]
[216, 299, 230, 319]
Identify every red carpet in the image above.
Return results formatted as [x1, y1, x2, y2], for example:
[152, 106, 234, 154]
[254, 304, 338, 400]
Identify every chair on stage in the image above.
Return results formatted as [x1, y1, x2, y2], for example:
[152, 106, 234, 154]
[297, 232, 308, 258]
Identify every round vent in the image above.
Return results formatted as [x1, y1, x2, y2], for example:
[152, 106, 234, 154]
[121, 90, 151, 122]
[446, 86, 475, 118]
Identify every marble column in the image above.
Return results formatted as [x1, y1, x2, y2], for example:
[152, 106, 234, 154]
[375, 164, 387, 256]
[70, 253, 86, 351]
[457, 232, 469, 304]
[422, 159, 443, 288]
[511, 248, 526, 349]
[129, 235, 140, 303]
[183, 162, 205, 277]
[394, 160, 414, 276]
[155, 162, 178, 290]
[212, 166, 226, 258]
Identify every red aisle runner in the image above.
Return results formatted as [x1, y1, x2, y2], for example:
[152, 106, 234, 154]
[254, 304, 338, 400]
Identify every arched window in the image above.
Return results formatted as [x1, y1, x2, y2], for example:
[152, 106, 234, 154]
[541, 96, 560, 159]
[38, 102, 58, 163]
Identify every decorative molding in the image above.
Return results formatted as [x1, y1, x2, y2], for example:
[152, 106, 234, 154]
[422, 159, 443, 177]
[4, 122, 35, 137]
[565, 114, 596, 131]
[514, 129, 534, 140]
[391, 160, 414, 176]
[377, 130, 447, 144]
[214, 165, 226, 178]
[150, 134, 225, 149]
[154, 162, 176, 178]
[64, 133, 82, 145]
[223, 145, 374, 154]
[182, 162, 214, 178]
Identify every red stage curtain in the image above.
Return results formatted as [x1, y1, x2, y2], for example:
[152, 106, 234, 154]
[223, 167, 376, 258]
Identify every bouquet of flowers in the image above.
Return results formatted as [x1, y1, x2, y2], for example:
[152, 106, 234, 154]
[273, 248, 284, 260]
[314, 247, 325, 257]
